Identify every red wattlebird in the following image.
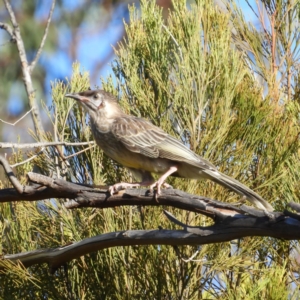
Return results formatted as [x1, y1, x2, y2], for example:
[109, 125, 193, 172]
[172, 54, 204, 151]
[66, 89, 273, 211]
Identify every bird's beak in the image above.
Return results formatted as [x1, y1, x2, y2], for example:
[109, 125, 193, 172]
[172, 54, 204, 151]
[65, 93, 83, 102]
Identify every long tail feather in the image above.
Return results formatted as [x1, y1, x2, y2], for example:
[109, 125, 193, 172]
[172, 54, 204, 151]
[203, 169, 273, 211]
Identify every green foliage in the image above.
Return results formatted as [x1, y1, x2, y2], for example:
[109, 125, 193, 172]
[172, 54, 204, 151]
[0, 0, 299, 299]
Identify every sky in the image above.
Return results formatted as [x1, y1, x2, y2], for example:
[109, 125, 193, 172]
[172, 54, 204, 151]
[1, 0, 258, 120]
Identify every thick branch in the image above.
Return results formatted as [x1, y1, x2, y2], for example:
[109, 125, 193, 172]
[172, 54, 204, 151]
[3, 211, 300, 271]
[0, 171, 250, 219]
[0, 161, 300, 271]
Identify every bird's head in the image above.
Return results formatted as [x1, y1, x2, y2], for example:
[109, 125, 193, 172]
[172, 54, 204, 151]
[65, 89, 123, 120]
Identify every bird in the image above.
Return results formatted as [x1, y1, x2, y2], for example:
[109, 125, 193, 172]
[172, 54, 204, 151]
[65, 89, 273, 211]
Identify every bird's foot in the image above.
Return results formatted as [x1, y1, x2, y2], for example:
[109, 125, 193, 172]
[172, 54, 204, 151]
[150, 181, 172, 197]
[162, 182, 173, 189]
[109, 182, 141, 195]
[150, 166, 177, 197]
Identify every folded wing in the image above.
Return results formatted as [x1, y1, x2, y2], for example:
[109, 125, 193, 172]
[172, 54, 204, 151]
[111, 116, 214, 169]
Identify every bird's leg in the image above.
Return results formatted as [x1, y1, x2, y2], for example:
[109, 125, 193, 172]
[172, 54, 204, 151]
[150, 166, 178, 195]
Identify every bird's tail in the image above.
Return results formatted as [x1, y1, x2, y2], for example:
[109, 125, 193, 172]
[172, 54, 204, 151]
[203, 169, 274, 211]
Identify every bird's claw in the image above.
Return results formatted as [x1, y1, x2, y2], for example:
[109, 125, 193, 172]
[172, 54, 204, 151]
[108, 185, 117, 195]
[149, 184, 160, 202]
[150, 181, 172, 195]
[108, 183, 126, 195]
[150, 182, 161, 195]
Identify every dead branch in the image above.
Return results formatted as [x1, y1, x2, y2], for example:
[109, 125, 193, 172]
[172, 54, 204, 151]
[0, 22, 15, 42]
[0, 169, 234, 218]
[0, 141, 94, 149]
[0, 156, 36, 195]
[3, 209, 299, 271]
[1, 155, 300, 272]
[0, 108, 33, 126]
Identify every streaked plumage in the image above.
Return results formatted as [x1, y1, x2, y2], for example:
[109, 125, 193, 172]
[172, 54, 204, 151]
[66, 89, 273, 211]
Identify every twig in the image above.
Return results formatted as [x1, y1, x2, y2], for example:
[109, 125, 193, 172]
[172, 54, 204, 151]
[0, 108, 33, 126]
[10, 148, 45, 168]
[0, 141, 94, 149]
[245, 0, 260, 20]
[63, 144, 96, 160]
[181, 248, 203, 262]
[173, 245, 203, 262]
[162, 24, 183, 62]
[0, 22, 16, 42]
[29, 0, 56, 73]
[0, 155, 36, 194]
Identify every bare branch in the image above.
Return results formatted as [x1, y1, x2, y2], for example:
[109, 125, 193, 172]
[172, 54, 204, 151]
[29, 0, 56, 72]
[4, 230, 207, 271]
[0, 108, 33, 126]
[10, 148, 45, 168]
[0, 169, 240, 220]
[0, 156, 36, 194]
[0, 159, 299, 271]
[0, 22, 15, 42]
[0, 141, 94, 149]
[3, 210, 300, 271]
[3, 0, 44, 136]
[61, 144, 96, 160]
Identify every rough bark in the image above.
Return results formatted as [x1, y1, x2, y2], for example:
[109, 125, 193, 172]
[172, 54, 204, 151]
[0, 156, 300, 271]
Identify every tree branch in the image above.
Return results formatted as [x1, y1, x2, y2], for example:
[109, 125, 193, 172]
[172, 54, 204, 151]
[0, 141, 94, 149]
[3, 209, 299, 272]
[0, 108, 33, 126]
[0, 156, 36, 195]
[29, 0, 56, 73]
[0, 170, 225, 218]
[1, 156, 300, 272]
[3, 0, 44, 136]
[0, 22, 16, 42]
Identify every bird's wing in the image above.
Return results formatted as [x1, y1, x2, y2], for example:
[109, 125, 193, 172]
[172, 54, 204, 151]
[111, 116, 214, 168]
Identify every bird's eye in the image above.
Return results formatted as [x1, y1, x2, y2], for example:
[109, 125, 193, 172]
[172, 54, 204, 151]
[93, 93, 100, 100]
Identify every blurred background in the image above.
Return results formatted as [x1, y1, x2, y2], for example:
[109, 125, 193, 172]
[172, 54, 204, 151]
[0, 0, 257, 143]
[0, 0, 167, 142]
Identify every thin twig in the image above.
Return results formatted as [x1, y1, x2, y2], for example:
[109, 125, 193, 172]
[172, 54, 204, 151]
[63, 144, 96, 160]
[29, 0, 56, 73]
[181, 248, 204, 262]
[0, 108, 33, 126]
[245, 0, 260, 20]
[54, 97, 61, 178]
[0, 141, 94, 149]
[10, 148, 45, 168]
[0, 155, 33, 194]
[173, 245, 204, 262]
[162, 24, 183, 62]
[0, 22, 16, 42]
